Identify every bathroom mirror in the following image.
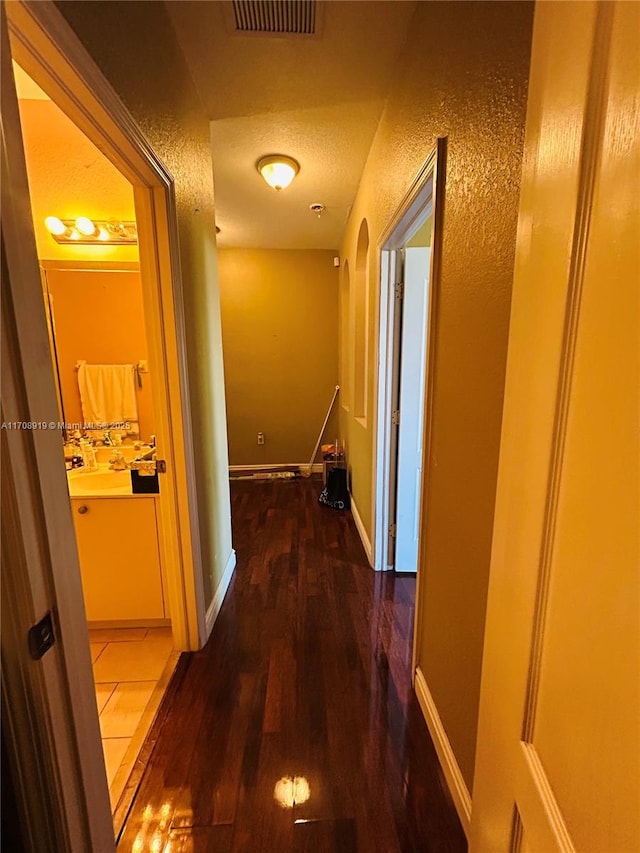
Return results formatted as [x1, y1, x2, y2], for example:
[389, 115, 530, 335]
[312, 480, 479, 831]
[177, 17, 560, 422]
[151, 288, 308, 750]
[40, 262, 156, 443]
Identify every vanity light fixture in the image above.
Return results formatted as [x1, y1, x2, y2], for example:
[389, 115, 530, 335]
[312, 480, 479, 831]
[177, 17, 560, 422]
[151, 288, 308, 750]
[257, 155, 300, 191]
[44, 216, 138, 245]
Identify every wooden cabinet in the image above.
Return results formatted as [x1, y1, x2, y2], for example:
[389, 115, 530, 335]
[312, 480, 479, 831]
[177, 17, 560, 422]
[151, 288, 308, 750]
[71, 497, 165, 622]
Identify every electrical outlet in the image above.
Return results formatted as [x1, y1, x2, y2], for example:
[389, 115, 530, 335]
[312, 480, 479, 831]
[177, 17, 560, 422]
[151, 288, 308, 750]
[257, 432, 265, 445]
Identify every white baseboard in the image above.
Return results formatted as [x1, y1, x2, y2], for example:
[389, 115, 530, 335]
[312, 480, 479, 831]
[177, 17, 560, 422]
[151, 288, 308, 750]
[205, 549, 236, 638]
[414, 666, 472, 837]
[229, 463, 323, 475]
[349, 495, 373, 566]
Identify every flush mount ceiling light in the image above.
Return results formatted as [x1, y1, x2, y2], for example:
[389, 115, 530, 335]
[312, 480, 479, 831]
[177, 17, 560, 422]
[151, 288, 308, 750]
[256, 155, 300, 191]
[44, 216, 138, 245]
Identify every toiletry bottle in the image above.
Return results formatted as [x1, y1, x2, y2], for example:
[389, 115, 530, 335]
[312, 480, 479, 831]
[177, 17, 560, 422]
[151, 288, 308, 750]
[82, 441, 98, 472]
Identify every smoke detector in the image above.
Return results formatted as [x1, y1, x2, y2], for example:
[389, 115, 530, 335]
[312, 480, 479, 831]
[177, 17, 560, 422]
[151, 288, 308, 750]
[309, 203, 326, 218]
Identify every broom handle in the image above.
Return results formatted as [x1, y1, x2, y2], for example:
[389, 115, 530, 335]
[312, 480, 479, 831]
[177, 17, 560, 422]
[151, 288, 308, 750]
[306, 385, 340, 471]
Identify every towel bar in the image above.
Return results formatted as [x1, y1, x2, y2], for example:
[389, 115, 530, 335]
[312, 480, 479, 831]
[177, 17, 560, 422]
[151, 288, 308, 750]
[75, 359, 149, 373]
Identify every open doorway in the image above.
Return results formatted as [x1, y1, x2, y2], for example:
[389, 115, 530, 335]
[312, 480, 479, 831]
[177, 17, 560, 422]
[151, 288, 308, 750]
[374, 143, 443, 573]
[14, 59, 179, 826]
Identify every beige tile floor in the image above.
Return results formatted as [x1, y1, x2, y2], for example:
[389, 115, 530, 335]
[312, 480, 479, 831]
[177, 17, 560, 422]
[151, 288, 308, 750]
[89, 626, 175, 811]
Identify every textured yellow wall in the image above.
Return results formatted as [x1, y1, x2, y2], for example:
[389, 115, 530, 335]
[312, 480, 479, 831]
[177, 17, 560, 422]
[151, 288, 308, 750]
[56, 0, 232, 607]
[218, 249, 339, 466]
[340, 1, 533, 789]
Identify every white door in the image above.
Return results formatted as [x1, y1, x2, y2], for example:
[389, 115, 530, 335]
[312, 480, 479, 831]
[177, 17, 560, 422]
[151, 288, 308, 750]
[395, 247, 431, 572]
[471, 2, 639, 850]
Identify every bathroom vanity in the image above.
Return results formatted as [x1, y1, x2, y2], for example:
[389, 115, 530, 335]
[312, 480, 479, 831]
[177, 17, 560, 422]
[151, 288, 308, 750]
[68, 464, 167, 625]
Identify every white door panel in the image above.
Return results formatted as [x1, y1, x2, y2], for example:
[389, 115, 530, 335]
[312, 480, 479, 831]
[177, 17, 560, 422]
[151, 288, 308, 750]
[395, 247, 430, 572]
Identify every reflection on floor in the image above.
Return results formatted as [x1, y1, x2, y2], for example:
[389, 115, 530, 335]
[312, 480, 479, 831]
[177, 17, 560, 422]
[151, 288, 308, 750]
[89, 627, 177, 811]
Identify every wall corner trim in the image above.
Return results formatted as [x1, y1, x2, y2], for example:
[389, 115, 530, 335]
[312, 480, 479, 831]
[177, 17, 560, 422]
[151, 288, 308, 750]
[414, 666, 472, 837]
[204, 549, 236, 641]
[349, 495, 373, 567]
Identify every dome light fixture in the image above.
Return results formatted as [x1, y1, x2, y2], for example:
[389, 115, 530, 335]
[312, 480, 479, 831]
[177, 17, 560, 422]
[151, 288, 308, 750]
[257, 155, 300, 191]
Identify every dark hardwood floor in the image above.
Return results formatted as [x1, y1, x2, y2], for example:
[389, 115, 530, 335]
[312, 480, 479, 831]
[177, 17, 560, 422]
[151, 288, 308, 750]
[117, 479, 467, 852]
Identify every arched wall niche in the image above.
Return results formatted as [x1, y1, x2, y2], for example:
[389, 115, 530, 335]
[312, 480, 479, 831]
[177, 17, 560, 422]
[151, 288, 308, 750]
[340, 259, 351, 410]
[353, 219, 369, 421]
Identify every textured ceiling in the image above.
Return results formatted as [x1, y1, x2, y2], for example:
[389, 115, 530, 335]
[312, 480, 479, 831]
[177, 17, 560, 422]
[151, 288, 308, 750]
[165, 1, 416, 249]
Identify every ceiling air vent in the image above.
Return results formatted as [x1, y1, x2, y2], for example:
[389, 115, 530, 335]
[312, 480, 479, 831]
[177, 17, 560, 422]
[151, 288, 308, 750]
[231, 0, 316, 35]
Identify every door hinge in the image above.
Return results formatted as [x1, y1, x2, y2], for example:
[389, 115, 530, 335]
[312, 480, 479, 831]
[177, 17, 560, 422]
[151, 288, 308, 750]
[388, 523, 397, 537]
[156, 459, 167, 474]
[395, 281, 404, 299]
[391, 410, 400, 426]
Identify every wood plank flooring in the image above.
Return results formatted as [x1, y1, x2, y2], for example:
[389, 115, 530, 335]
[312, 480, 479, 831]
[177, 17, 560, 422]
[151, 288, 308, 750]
[118, 479, 467, 852]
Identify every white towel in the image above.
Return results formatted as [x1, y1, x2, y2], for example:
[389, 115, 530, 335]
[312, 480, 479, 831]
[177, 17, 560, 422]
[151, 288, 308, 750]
[77, 364, 139, 434]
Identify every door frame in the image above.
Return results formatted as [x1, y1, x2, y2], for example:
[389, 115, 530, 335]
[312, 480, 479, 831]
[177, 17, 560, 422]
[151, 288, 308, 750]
[6, 0, 206, 651]
[372, 140, 445, 577]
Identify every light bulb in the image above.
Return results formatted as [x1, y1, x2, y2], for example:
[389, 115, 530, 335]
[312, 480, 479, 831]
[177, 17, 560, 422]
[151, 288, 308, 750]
[98, 227, 109, 241]
[107, 219, 126, 236]
[44, 216, 67, 236]
[75, 216, 96, 236]
[261, 162, 295, 190]
[257, 155, 299, 191]
[69, 229, 81, 240]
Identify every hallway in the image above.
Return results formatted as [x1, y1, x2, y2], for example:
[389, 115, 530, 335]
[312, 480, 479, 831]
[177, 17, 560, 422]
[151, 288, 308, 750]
[118, 479, 467, 852]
